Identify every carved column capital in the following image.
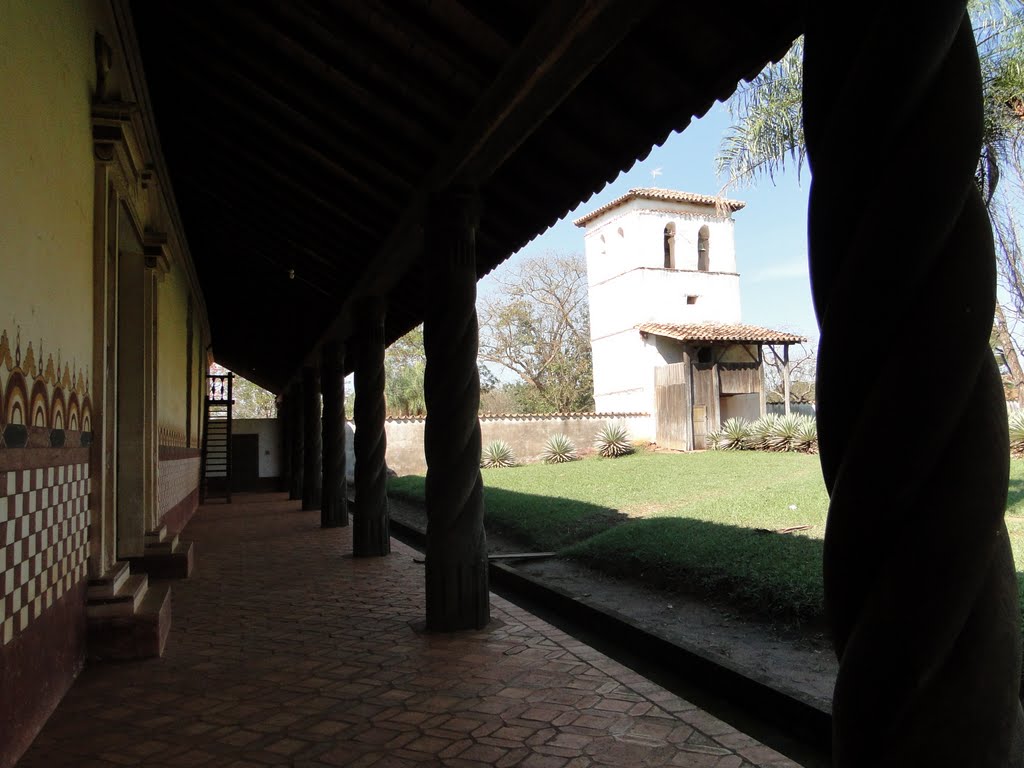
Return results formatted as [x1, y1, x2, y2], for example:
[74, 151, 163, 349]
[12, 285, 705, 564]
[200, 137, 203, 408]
[92, 105, 142, 172]
[143, 234, 171, 277]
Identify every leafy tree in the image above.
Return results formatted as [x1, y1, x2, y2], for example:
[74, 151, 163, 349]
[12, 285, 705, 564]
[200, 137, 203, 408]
[477, 251, 595, 413]
[209, 362, 278, 419]
[383, 325, 426, 417]
[715, 1, 1024, 403]
[716, 3, 1024, 196]
[762, 342, 817, 405]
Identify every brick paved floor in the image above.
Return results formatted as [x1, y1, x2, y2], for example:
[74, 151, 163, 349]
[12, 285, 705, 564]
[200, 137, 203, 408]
[15, 493, 804, 767]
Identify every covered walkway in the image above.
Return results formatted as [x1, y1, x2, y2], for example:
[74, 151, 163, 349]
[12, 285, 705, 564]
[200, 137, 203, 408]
[15, 493, 801, 768]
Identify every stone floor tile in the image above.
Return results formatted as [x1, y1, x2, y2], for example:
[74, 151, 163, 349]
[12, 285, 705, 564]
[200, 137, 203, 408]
[13, 493, 804, 768]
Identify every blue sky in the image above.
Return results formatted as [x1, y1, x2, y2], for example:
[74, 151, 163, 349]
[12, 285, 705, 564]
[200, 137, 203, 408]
[479, 100, 820, 348]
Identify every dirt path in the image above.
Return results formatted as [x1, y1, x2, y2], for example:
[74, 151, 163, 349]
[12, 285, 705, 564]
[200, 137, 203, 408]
[387, 496, 838, 713]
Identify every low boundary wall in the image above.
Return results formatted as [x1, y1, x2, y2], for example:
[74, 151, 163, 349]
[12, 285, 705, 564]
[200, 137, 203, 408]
[385, 412, 653, 476]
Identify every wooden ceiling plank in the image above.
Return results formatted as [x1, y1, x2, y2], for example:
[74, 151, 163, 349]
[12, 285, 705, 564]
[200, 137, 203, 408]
[227, 4, 451, 146]
[174, 160, 378, 260]
[169, 8, 430, 178]
[409, 0, 513, 65]
[186, 53, 413, 199]
[167, 117, 388, 241]
[290, 0, 488, 102]
[172, 65, 399, 209]
[183, 185, 355, 289]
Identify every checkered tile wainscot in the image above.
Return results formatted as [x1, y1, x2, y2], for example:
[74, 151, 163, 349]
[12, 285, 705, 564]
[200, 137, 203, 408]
[0, 463, 90, 645]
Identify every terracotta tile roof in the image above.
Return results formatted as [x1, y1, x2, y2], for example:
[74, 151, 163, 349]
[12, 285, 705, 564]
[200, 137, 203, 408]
[638, 322, 807, 344]
[573, 188, 746, 227]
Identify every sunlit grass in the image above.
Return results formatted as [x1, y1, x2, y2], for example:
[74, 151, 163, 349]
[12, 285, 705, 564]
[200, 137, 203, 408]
[390, 452, 1024, 626]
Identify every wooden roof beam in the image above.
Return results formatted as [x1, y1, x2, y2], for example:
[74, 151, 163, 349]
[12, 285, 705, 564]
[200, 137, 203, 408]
[292, 0, 663, 387]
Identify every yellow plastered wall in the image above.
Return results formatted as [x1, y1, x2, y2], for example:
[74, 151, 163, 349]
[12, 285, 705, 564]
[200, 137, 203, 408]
[157, 266, 191, 444]
[0, 1, 97, 367]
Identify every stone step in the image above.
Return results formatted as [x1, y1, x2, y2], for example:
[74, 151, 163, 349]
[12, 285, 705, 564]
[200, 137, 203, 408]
[87, 581, 172, 661]
[145, 524, 168, 545]
[126, 539, 194, 580]
[86, 572, 149, 619]
[87, 561, 132, 600]
[141, 533, 180, 557]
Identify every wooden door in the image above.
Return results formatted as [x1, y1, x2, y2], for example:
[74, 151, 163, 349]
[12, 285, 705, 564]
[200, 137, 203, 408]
[691, 365, 719, 449]
[655, 363, 689, 450]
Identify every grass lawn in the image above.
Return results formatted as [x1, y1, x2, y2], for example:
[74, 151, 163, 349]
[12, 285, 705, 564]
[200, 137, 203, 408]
[389, 450, 1024, 627]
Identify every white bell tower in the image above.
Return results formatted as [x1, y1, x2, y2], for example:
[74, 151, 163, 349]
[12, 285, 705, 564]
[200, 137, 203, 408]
[574, 188, 746, 414]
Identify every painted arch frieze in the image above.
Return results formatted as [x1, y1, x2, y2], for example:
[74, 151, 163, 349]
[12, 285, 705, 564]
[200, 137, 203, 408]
[0, 328, 92, 449]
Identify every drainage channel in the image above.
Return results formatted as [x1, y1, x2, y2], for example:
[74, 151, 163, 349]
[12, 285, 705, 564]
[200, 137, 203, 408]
[388, 519, 832, 768]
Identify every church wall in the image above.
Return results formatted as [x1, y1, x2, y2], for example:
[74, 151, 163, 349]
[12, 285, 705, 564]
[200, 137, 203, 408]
[0, 3, 212, 763]
[0, 3, 100, 766]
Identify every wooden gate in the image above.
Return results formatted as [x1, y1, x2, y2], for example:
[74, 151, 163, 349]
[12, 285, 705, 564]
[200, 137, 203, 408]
[654, 363, 689, 450]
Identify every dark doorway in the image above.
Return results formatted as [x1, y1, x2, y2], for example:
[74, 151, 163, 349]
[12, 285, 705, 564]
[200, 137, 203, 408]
[231, 434, 260, 492]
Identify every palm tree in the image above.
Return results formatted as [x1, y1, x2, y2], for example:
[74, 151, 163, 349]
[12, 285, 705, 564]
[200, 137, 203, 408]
[715, 0, 1024, 401]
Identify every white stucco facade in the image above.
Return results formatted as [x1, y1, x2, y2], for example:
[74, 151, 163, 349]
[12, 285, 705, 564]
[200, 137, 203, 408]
[576, 189, 746, 419]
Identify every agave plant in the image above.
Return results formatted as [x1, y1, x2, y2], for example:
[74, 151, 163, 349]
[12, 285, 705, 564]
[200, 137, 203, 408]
[1010, 409, 1024, 457]
[746, 414, 781, 451]
[542, 433, 579, 464]
[705, 428, 723, 450]
[715, 417, 750, 450]
[793, 414, 818, 453]
[767, 413, 805, 452]
[594, 422, 634, 458]
[481, 439, 517, 468]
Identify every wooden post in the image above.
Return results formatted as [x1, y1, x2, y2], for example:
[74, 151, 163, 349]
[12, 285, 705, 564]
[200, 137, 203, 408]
[352, 298, 390, 556]
[320, 340, 348, 528]
[782, 344, 791, 416]
[423, 187, 490, 631]
[301, 367, 321, 510]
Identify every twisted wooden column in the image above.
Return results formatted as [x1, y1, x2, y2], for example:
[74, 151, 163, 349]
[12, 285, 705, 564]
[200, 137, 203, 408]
[353, 298, 390, 556]
[321, 340, 348, 528]
[279, 395, 292, 493]
[289, 383, 304, 501]
[301, 366, 322, 511]
[803, 6, 1024, 764]
[423, 188, 489, 631]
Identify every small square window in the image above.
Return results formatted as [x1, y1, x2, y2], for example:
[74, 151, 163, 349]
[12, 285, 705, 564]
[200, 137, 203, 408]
[686, 295, 698, 305]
